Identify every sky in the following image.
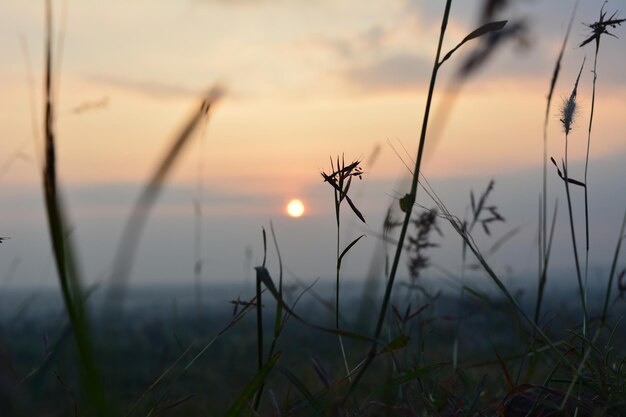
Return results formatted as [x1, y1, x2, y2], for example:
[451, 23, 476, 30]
[0, 0, 625, 297]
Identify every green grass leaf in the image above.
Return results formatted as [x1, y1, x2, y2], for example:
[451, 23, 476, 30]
[224, 351, 281, 417]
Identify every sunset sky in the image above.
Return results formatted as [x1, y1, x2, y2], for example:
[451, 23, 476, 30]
[1, 0, 625, 293]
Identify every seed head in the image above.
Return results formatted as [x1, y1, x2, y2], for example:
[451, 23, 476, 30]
[560, 95, 577, 135]
[321, 155, 366, 223]
[580, 3, 625, 48]
[559, 57, 585, 135]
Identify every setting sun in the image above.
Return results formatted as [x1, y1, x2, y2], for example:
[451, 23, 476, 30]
[286, 199, 305, 218]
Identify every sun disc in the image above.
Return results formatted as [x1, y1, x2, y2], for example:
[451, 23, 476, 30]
[286, 199, 305, 218]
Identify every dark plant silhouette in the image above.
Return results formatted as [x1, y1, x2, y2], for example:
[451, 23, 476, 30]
[406, 208, 442, 281]
[321, 155, 366, 225]
[321, 155, 366, 382]
[579, 4, 625, 48]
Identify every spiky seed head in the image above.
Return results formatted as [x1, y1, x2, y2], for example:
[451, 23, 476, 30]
[560, 95, 577, 135]
[559, 58, 585, 135]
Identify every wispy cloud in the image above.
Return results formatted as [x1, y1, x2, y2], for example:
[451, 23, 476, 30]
[344, 53, 431, 92]
[304, 23, 397, 62]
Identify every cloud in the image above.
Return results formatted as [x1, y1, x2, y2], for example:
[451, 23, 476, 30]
[344, 53, 431, 91]
[305, 23, 397, 62]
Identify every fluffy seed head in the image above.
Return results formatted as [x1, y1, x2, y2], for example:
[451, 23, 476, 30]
[559, 57, 585, 135]
[560, 95, 577, 135]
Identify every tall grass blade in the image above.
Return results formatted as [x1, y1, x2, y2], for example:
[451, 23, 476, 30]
[601, 210, 626, 325]
[534, 201, 558, 324]
[254, 228, 267, 410]
[439, 20, 508, 65]
[278, 367, 325, 416]
[224, 352, 281, 417]
[346, 1, 455, 399]
[270, 221, 284, 336]
[255, 267, 373, 342]
[42, 1, 111, 415]
[541, 0, 578, 263]
[108, 87, 223, 308]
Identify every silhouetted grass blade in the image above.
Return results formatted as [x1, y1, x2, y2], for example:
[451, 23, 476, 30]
[108, 87, 223, 308]
[440, 20, 508, 65]
[255, 267, 373, 342]
[278, 367, 325, 416]
[42, 2, 112, 415]
[338, 234, 365, 269]
[224, 352, 281, 417]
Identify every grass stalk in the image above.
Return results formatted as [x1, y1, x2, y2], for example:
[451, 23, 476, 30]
[268, 221, 284, 354]
[254, 222, 287, 410]
[193, 113, 209, 318]
[559, 58, 587, 337]
[345, 0, 453, 397]
[333, 181, 348, 379]
[107, 88, 222, 310]
[562, 135, 587, 335]
[534, 201, 558, 325]
[536, 1, 577, 324]
[322, 155, 365, 385]
[42, 1, 111, 415]
[253, 228, 268, 410]
[334, 178, 352, 383]
[578, 2, 626, 325]
[582, 40, 598, 319]
[601, 210, 626, 326]
[578, 0, 625, 325]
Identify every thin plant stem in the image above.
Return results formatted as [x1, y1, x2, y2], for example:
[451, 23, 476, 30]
[373, 0, 450, 350]
[582, 36, 599, 324]
[345, 0, 452, 397]
[194, 106, 209, 318]
[562, 133, 587, 336]
[537, 1, 577, 323]
[335, 181, 341, 328]
[601, 210, 626, 326]
[534, 201, 558, 325]
[334, 174, 352, 383]
[253, 228, 267, 410]
[42, 2, 112, 415]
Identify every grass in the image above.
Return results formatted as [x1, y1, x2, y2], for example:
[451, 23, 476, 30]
[2, 1, 626, 416]
[321, 154, 366, 383]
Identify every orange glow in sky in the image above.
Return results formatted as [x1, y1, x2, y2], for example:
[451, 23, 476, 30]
[1, 1, 626, 286]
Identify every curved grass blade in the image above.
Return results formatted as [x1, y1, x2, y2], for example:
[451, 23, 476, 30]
[440, 20, 507, 65]
[344, 194, 366, 223]
[127, 298, 257, 417]
[310, 356, 332, 389]
[361, 362, 447, 404]
[256, 267, 374, 343]
[378, 334, 409, 355]
[42, 2, 111, 414]
[601, 210, 626, 325]
[278, 367, 325, 416]
[224, 352, 281, 417]
[107, 86, 224, 308]
[338, 234, 365, 269]
[541, 0, 578, 262]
